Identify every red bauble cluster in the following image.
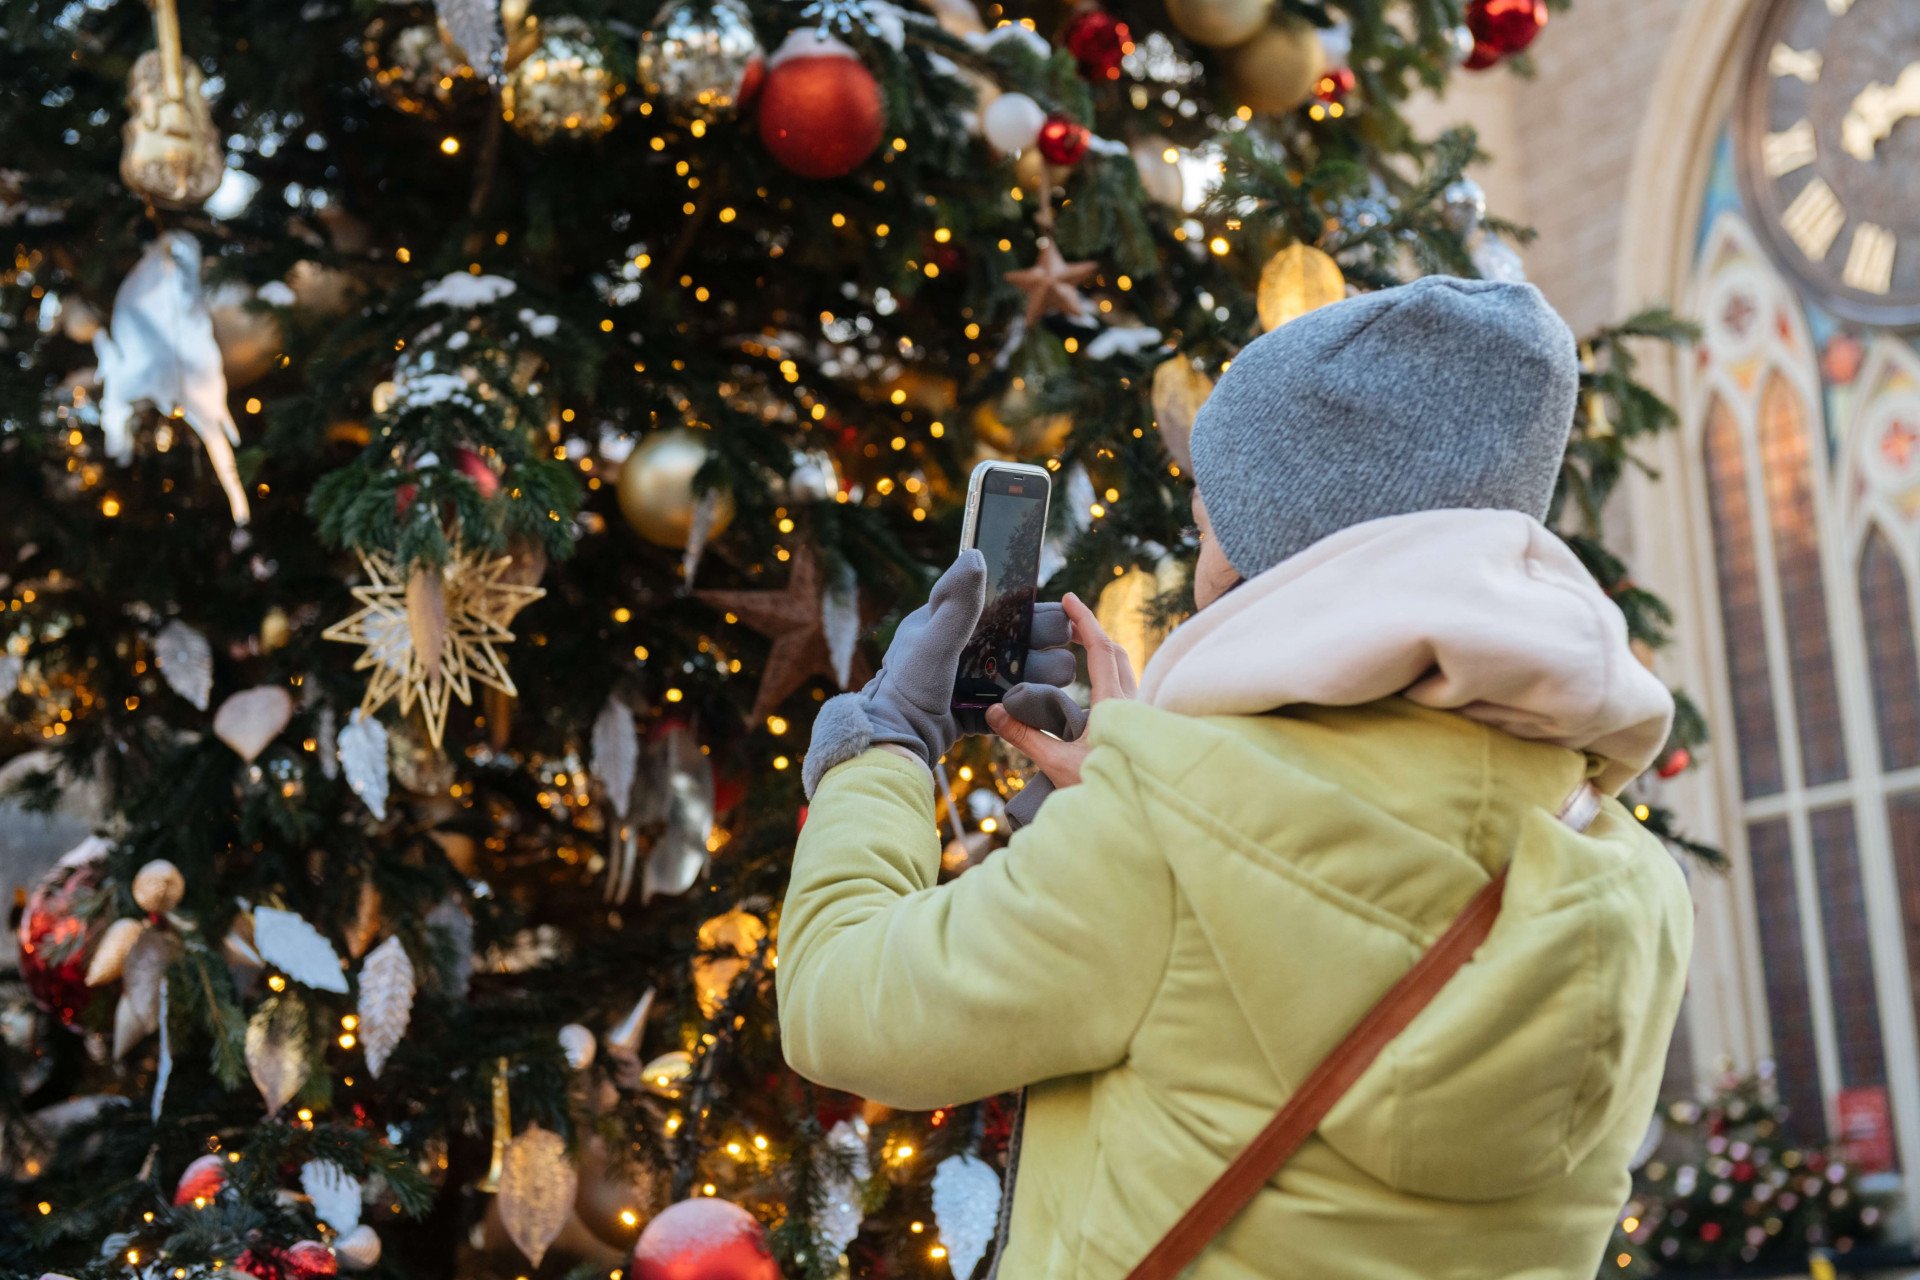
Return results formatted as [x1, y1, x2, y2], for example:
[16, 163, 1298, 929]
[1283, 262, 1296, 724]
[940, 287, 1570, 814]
[632, 1198, 781, 1280]
[1463, 0, 1546, 70]
[17, 850, 105, 1030]
[1063, 7, 1132, 81]
[1037, 113, 1091, 165]
[1313, 65, 1357, 104]
[757, 31, 885, 179]
[234, 1241, 335, 1280]
[396, 444, 500, 515]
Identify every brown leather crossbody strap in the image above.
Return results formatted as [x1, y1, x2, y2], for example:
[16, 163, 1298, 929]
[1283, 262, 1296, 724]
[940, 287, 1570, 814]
[1122, 866, 1511, 1280]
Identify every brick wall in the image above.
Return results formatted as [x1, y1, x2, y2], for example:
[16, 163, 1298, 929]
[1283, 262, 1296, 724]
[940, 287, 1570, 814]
[1407, 0, 1702, 333]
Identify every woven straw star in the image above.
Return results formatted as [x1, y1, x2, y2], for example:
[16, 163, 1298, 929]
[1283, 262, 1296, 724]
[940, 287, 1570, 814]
[322, 547, 544, 747]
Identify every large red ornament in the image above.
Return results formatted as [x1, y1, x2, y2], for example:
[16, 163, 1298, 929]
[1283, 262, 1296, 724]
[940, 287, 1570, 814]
[1063, 8, 1131, 81]
[631, 1198, 781, 1280]
[1464, 0, 1546, 65]
[174, 1153, 229, 1205]
[756, 31, 884, 180]
[1036, 114, 1091, 166]
[284, 1241, 337, 1280]
[17, 843, 107, 1030]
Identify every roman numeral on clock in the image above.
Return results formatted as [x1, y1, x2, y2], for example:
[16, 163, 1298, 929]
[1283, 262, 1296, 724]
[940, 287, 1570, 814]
[1781, 177, 1847, 261]
[1843, 223, 1897, 294]
[1764, 119, 1818, 175]
[1769, 43, 1822, 83]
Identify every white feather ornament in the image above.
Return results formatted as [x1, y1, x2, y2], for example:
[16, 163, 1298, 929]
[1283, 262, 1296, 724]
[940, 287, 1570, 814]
[113, 928, 179, 1059]
[932, 1154, 1001, 1280]
[254, 906, 349, 993]
[816, 1119, 871, 1255]
[301, 1159, 363, 1233]
[357, 935, 416, 1079]
[557, 1023, 596, 1071]
[338, 709, 390, 820]
[154, 619, 213, 711]
[590, 698, 638, 821]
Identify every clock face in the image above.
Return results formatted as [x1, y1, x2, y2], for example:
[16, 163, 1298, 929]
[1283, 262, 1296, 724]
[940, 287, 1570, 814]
[1735, 0, 1920, 327]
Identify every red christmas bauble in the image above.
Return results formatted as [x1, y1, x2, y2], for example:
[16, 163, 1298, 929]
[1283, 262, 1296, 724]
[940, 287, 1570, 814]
[454, 445, 501, 500]
[234, 1249, 281, 1280]
[1657, 747, 1691, 780]
[632, 1198, 781, 1280]
[1063, 8, 1131, 81]
[1465, 0, 1546, 59]
[17, 847, 106, 1030]
[757, 31, 884, 180]
[284, 1241, 337, 1280]
[1462, 40, 1501, 70]
[174, 1153, 229, 1205]
[1313, 65, 1357, 103]
[1036, 114, 1091, 166]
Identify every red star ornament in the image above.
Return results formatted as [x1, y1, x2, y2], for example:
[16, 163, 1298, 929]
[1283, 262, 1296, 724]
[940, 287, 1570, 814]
[696, 546, 873, 724]
[1005, 240, 1098, 329]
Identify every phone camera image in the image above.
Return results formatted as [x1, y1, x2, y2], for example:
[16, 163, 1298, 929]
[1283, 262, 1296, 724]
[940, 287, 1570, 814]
[955, 465, 1049, 712]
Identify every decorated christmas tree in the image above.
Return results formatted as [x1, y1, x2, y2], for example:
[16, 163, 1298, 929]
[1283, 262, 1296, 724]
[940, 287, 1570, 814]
[0, 0, 1710, 1275]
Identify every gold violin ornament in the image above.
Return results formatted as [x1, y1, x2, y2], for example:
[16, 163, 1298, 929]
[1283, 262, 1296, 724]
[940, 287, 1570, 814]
[120, 0, 223, 209]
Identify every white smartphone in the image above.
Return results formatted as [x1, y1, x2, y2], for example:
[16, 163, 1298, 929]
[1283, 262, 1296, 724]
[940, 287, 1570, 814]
[952, 460, 1053, 718]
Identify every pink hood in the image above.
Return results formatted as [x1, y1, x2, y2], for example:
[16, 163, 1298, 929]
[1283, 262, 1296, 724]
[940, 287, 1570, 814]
[1137, 509, 1674, 794]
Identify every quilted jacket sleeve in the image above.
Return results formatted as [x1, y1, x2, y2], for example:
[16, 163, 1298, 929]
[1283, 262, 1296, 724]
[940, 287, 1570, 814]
[777, 745, 1175, 1110]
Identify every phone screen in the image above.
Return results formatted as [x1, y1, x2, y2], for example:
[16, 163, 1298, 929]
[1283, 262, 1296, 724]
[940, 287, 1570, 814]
[954, 468, 1048, 708]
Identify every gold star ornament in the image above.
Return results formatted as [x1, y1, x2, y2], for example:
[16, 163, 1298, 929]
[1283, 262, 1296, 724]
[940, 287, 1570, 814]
[1005, 239, 1098, 329]
[322, 547, 545, 747]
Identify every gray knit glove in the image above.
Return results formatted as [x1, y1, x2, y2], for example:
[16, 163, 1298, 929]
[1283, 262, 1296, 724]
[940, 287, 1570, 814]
[999, 683, 1089, 830]
[803, 551, 1074, 798]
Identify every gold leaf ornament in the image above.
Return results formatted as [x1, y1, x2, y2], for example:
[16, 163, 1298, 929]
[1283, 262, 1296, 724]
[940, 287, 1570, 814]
[497, 1124, 578, 1266]
[1149, 358, 1214, 471]
[322, 548, 546, 749]
[246, 996, 311, 1115]
[692, 908, 768, 1018]
[1256, 242, 1346, 332]
[86, 917, 150, 987]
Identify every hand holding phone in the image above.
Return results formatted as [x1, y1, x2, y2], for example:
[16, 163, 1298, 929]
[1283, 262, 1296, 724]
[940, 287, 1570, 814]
[951, 462, 1052, 722]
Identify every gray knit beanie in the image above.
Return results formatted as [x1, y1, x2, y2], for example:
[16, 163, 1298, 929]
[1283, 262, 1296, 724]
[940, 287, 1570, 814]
[1189, 276, 1579, 578]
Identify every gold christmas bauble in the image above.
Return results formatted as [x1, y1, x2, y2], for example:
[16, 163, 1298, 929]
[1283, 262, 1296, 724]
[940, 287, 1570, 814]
[1164, 0, 1272, 48]
[1131, 137, 1186, 209]
[691, 907, 768, 1017]
[1256, 242, 1346, 331]
[503, 17, 622, 142]
[616, 430, 736, 549]
[1224, 15, 1327, 116]
[207, 285, 285, 386]
[132, 859, 185, 914]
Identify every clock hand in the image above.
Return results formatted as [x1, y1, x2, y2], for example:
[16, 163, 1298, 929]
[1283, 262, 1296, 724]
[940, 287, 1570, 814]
[1842, 61, 1920, 161]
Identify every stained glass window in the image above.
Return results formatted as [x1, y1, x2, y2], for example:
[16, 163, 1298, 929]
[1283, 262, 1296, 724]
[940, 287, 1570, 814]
[1757, 375, 1848, 786]
[1810, 806, 1887, 1090]
[1888, 793, 1920, 1061]
[1860, 528, 1920, 773]
[1704, 397, 1785, 798]
[1748, 817, 1826, 1142]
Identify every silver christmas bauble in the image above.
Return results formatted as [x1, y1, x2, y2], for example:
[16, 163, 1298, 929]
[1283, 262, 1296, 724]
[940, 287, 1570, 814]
[1441, 177, 1486, 240]
[503, 18, 622, 142]
[636, 0, 765, 123]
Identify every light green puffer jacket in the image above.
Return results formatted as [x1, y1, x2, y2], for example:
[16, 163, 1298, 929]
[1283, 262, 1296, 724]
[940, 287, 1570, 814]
[779, 697, 1693, 1279]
